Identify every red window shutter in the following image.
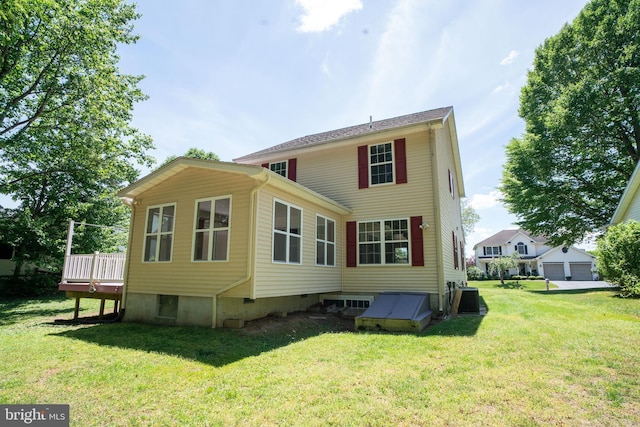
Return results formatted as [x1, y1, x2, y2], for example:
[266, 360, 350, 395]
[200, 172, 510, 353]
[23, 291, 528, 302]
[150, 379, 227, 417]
[410, 216, 424, 266]
[394, 138, 407, 184]
[452, 232, 458, 269]
[261, 163, 269, 168]
[288, 158, 297, 182]
[346, 221, 357, 267]
[460, 241, 465, 271]
[357, 145, 369, 189]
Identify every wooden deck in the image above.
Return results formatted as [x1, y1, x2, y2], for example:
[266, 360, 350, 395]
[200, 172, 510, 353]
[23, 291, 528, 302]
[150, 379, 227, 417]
[58, 250, 126, 320]
[58, 282, 124, 320]
[58, 222, 128, 321]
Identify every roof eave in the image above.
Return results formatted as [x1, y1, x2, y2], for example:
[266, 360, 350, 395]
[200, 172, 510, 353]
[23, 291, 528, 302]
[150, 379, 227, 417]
[116, 157, 265, 200]
[117, 157, 352, 215]
[233, 109, 452, 164]
[611, 161, 640, 225]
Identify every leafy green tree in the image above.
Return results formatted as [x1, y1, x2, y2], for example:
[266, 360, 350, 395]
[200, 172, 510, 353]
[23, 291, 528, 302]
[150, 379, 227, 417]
[488, 253, 520, 285]
[159, 148, 220, 168]
[0, 0, 153, 276]
[501, 0, 640, 246]
[597, 220, 640, 297]
[461, 198, 480, 240]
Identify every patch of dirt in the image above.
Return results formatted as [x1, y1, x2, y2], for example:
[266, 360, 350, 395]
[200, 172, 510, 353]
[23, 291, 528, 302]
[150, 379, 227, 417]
[240, 310, 356, 335]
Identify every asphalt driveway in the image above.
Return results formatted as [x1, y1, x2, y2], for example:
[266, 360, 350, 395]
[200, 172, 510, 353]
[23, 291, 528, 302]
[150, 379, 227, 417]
[550, 280, 616, 290]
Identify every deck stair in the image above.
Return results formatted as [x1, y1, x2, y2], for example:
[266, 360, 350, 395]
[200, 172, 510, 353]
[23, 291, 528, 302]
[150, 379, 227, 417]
[355, 292, 433, 332]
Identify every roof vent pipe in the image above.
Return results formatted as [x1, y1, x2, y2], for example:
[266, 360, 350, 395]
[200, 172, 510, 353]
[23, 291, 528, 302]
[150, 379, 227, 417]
[369, 115, 372, 128]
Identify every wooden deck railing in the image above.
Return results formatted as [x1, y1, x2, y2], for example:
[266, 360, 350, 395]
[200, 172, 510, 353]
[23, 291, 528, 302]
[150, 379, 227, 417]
[61, 252, 126, 283]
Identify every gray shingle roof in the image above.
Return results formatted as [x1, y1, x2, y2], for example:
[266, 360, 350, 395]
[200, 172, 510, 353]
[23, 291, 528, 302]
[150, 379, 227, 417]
[234, 106, 453, 162]
[473, 229, 547, 249]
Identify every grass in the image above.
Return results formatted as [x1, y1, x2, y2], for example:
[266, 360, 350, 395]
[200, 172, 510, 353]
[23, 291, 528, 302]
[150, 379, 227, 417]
[1, 282, 639, 426]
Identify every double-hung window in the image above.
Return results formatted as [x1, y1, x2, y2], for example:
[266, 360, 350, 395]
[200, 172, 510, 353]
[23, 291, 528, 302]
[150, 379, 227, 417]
[273, 200, 302, 264]
[358, 139, 406, 189]
[485, 246, 501, 256]
[193, 196, 231, 261]
[358, 219, 409, 265]
[316, 215, 335, 266]
[269, 161, 287, 177]
[143, 204, 175, 262]
[515, 242, 528, 255]
[369, 143, 394, 185]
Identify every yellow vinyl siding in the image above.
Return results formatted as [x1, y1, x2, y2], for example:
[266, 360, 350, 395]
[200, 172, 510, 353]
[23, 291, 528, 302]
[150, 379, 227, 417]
[433, 125, 466, 284]
[622, 184, 640, 222]
[285, 130, 439, 294]
[252, 187, 343, 298]
[126, 168, 253, 298]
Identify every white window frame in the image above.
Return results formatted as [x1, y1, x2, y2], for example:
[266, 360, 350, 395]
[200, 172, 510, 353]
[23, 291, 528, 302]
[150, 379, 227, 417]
[192, 195, 232, 262]
[142, 203, 176, 263]
[357, 218, 410, 265]
[485, 246, 501, 256]
[516, 242, 528, 255]
[316, 214, 336, 267]
[272, 199, 303, 264]
[448, 169, 455, 198]
[269, 161, 287, 178]
[369, 142, 395, 186]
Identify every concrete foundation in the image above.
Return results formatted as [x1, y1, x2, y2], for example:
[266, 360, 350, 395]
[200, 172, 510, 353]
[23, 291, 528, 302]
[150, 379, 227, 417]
[215, 294, 320, 328]
[124, 292, 320, 328]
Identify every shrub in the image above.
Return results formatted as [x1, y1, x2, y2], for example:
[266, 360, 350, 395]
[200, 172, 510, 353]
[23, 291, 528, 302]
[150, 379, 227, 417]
[467, 266, 484, 280]
[597, 220, 640, 297]
[0, 273, 60, 298]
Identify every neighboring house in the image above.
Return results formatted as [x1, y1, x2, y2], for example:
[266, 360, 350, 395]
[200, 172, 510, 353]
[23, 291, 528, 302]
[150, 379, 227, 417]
[0, 243, 47, 276]
[117, 107, 467, 327]
[0, 242, 15, 276]
[610, 161, 640, 224]
[474, 229, 596, 281]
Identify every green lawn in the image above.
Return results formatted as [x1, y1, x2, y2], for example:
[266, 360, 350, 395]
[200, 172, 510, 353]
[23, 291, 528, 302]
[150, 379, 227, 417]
[1, 281, 639, 426]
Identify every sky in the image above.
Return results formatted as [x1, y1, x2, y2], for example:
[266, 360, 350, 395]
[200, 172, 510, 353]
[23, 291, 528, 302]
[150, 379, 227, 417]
[115, 0, 591, 253]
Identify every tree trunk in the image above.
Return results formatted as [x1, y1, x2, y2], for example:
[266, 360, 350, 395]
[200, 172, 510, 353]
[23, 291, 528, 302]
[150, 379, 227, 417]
[12, 258, 23, 279]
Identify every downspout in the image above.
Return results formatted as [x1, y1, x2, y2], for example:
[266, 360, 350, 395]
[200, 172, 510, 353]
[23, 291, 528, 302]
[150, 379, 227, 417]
[211, 174, 271, 328]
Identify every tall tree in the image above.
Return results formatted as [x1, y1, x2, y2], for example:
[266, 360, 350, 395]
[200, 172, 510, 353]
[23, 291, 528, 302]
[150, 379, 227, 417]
[159, 147, 220, 168]
[500, 0, 640, 246]
[461, 198, 480, 240]
[0, 0, 153, 274]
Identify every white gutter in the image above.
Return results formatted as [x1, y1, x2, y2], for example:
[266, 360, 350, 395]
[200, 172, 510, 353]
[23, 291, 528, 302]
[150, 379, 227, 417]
[210, 174, 271, 328]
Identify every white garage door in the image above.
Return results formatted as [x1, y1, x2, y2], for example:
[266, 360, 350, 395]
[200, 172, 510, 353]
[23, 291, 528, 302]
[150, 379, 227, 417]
[570, 263, 593, 281]
[543, 263, 565, 281]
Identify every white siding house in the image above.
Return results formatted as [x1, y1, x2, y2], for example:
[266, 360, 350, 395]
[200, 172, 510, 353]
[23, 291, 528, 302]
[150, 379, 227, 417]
[474, 229, 596, 281]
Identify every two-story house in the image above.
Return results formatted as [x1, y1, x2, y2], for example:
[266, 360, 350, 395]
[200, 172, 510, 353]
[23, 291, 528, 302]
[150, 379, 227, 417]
[116, 107, 467, 328]
[474, 229, 596, 281]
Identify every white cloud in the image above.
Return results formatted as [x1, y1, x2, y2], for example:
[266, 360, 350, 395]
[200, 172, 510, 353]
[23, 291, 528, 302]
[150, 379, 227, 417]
[493, 81, 512, 93]
[321, 53, 331, 76]
[469, 191, 502, 210]
[296, 0, 363, 33]
[500, 50, 519, 65]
